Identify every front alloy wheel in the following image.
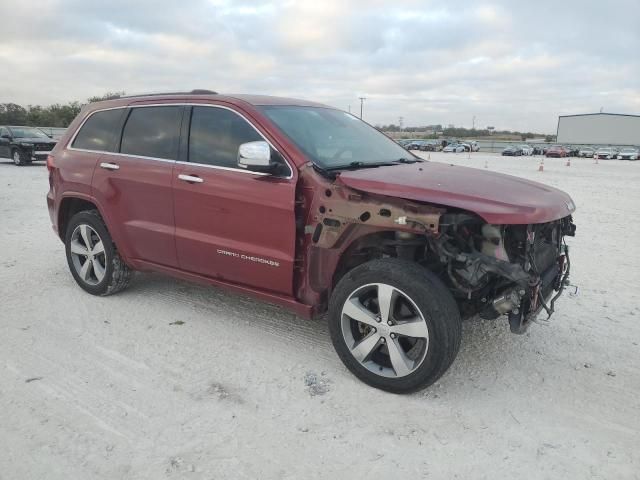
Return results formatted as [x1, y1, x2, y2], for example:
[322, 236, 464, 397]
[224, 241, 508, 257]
[341, 283, 429, 378]
[328, 258, 462, 393]
[13, 150, 26, 166]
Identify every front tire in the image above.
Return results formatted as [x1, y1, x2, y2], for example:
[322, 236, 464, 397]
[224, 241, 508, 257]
[65, 210, 132, 296]
[328, 259, 462, 393]
[12, 149, 27, 166]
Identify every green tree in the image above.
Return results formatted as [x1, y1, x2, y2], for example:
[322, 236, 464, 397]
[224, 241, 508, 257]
[0, 92, 125, 128]
[0, 103, 28, 125]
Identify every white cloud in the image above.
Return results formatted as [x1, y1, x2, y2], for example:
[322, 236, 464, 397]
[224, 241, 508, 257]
[0, 0, 638, 132]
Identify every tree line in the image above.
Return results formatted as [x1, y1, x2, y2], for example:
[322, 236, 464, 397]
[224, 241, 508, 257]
[0, 93, 124, 128]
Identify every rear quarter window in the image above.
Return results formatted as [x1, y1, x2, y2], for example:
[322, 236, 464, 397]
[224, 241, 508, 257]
[72, 109, 125, 152]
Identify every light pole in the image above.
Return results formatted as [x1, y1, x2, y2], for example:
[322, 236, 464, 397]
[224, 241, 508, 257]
[359, 97, 366, 119]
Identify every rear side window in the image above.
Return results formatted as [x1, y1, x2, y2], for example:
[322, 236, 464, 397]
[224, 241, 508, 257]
[72, 109, 124, 152]
[189, 106, 262, 168]
[120, 106, 183, 160]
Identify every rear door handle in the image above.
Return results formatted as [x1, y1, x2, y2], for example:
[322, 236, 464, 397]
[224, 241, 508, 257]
[100, 162, 119, 171]
[178, 174, 204, 184]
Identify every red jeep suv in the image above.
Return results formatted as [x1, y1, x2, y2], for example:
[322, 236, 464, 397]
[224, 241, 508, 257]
[47, 91, 576, 393]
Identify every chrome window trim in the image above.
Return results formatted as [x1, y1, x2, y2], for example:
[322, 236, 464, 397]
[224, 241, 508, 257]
[175, 160, 270, 176]
[67, 103, 294, 179]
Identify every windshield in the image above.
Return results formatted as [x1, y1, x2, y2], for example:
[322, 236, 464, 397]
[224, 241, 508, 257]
[10, 127, 49, 139]
[260, 106, 415, 169]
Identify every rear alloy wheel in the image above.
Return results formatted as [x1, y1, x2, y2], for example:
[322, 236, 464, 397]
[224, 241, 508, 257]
[69, 224, 108, 286]
[65, 210, 132, 296]
[12, 149, 27, 166]
[328, 258, 461, 393]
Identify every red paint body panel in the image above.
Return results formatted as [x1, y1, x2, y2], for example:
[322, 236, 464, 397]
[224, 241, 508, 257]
[172, 163, 297, 295]
[336, 162, 575, 224]
[92, 154, 178, 267]
[47, 148, 100, 235]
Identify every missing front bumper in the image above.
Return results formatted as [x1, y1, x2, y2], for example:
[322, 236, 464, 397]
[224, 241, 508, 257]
[508, 246, 571, 334]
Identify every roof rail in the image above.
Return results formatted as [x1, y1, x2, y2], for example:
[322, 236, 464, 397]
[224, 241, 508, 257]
[116, 89, 218, 99]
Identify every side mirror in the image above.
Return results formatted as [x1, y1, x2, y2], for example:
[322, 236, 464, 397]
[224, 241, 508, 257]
[237, 141, 273, 173]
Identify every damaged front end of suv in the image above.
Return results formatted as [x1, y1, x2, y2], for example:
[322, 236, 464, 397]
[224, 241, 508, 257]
[427, 214, 576, 333]
[302, 165, 577, 335]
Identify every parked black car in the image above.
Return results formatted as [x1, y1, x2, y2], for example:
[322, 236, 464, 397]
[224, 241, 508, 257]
[501, 145, 523, 156]
[0, 126, 57, 166]
[418, 140, 441, 151]
[566, 145, 580, 157]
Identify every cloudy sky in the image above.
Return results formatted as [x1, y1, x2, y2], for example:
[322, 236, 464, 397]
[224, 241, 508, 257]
[1, 0, 638, 132]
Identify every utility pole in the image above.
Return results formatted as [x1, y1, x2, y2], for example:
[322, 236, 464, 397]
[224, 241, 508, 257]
[398, 116, 404, 132]
[359, 97, 366, 119]
[472, 115, 476, 130]
[348, 104, 351, 113]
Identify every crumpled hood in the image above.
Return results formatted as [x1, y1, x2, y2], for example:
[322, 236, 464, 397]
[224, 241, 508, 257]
[335, 162, 576, 224]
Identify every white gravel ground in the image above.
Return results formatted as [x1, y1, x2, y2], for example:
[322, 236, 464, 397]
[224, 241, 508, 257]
[1, 152, 639, 479]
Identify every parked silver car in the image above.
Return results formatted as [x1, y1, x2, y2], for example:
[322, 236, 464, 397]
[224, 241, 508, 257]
[617, 147, 639, 160]
[578, 146, 595, 157]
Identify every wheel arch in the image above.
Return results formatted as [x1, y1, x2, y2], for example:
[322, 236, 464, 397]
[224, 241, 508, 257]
[304, 227, 429, 313]
[57, 194, 118, 244]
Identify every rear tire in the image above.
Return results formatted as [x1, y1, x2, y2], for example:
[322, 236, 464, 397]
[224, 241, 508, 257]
[65, 210, 132, 296]
[328, 258, 462, 393]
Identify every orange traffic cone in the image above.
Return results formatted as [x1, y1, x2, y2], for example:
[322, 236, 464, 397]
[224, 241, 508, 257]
[594, 156, 598, 164]
[538, 158, 544, 172]
[566, 157, 571, 167]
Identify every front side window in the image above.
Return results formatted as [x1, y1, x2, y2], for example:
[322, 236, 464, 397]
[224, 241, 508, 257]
[188, 106, 263, 168]
[120, 106, 183, 160]
[72, 109, 124, 152]
[260, 106, 414, 170]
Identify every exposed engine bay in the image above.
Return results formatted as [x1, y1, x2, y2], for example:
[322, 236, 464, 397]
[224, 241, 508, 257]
[415, 213, 576, 333]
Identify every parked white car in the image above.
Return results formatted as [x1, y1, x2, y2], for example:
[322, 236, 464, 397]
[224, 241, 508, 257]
[578, 146, 595, 157]
[595, 148, 617, 160]
[617, 147, 639, 160]
[519, 144, 533, 155]
[443, 143, 466, 153]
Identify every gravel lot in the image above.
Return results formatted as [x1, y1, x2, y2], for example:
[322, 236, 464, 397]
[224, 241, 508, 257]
[1, 152, 639, 479]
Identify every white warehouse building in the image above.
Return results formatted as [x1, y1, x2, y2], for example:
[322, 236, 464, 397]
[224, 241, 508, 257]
[556, 113, 640, 146]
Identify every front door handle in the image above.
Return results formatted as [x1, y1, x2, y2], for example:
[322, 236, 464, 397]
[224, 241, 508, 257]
[100, 162, 120, 171]
[178, 174, 204, 184]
